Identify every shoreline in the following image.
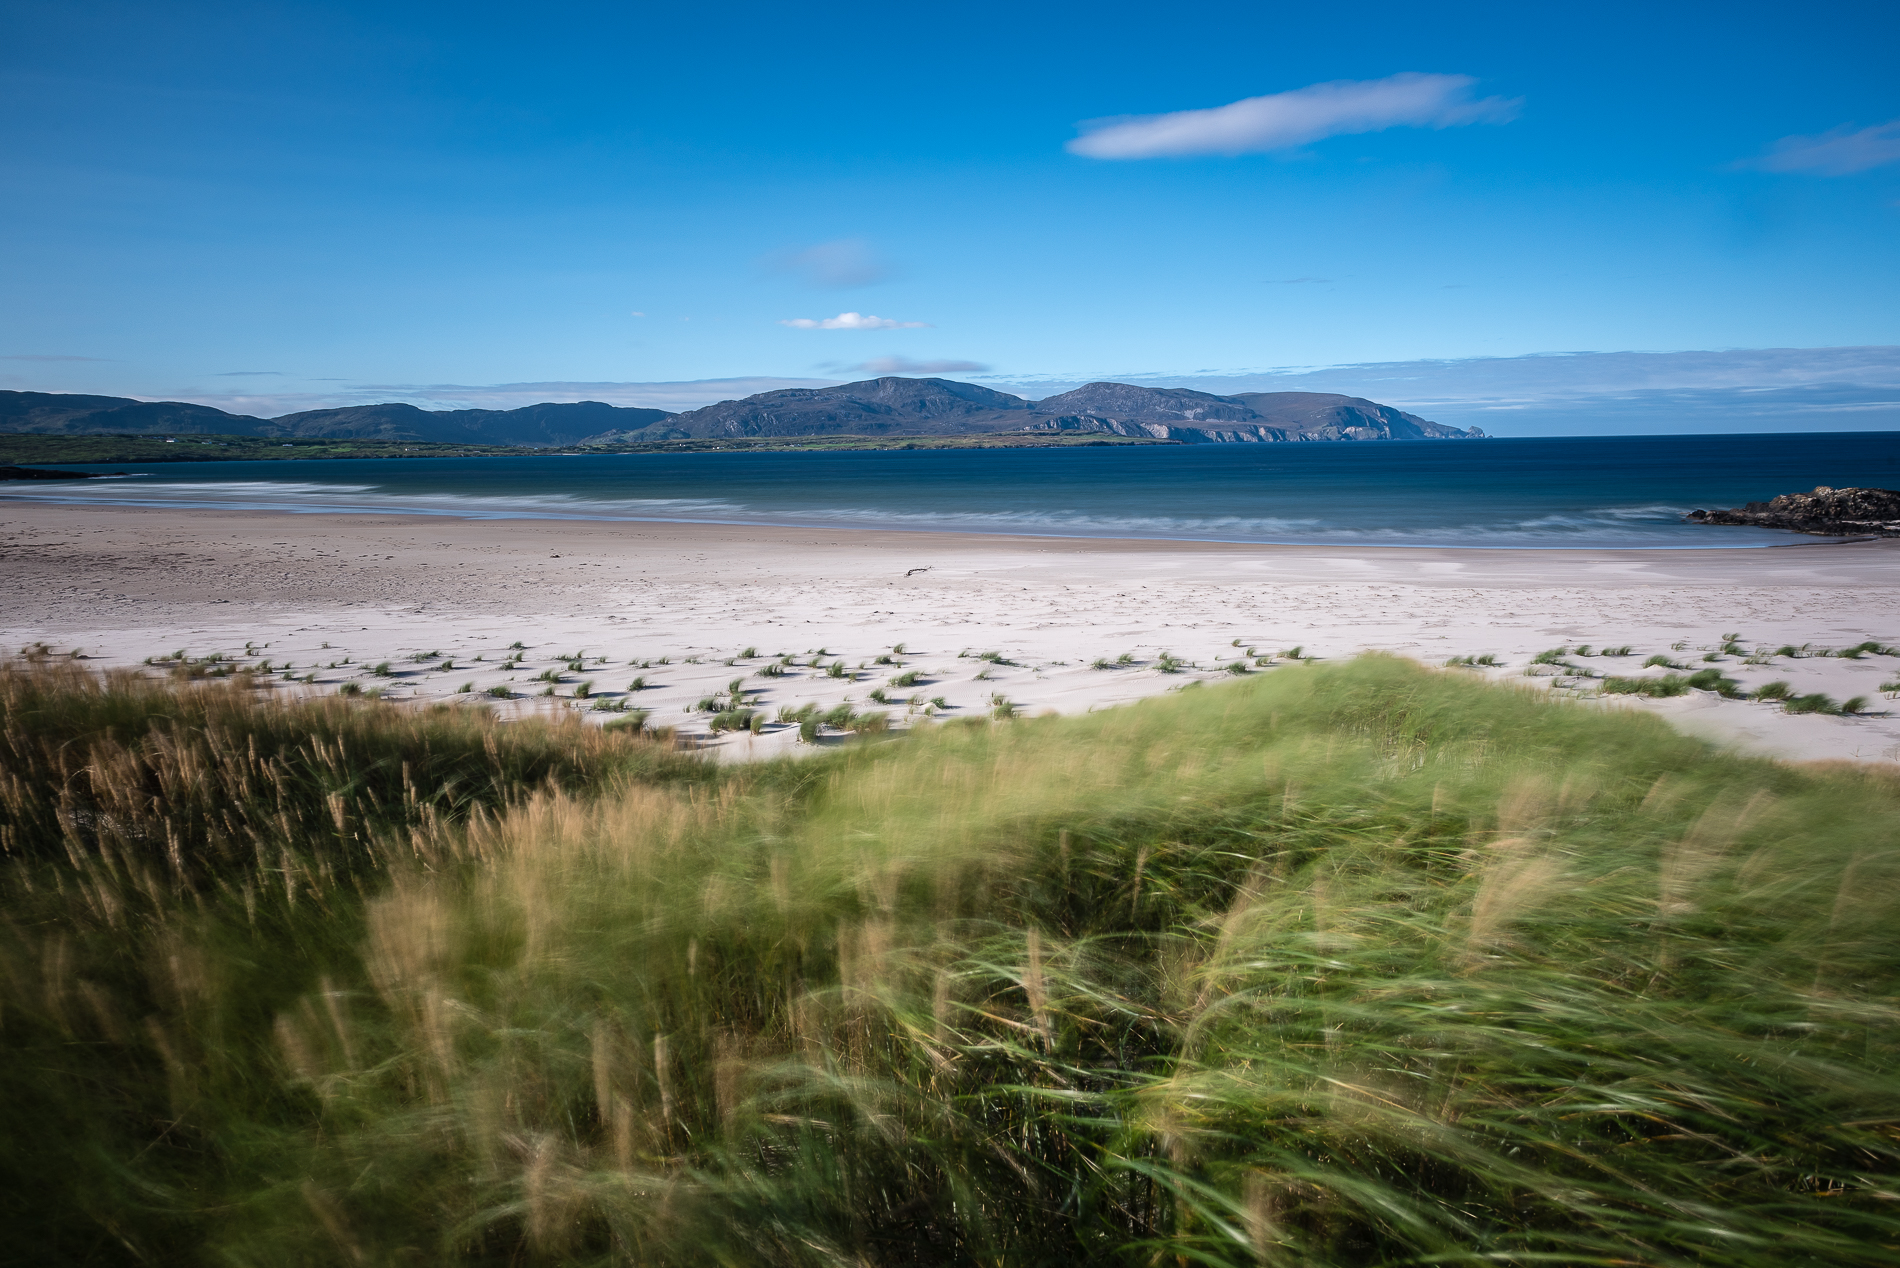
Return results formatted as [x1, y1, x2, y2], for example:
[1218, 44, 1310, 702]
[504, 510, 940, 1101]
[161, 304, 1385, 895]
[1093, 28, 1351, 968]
[0, 486, 1829, 551]
[7, 501, 1900, 764]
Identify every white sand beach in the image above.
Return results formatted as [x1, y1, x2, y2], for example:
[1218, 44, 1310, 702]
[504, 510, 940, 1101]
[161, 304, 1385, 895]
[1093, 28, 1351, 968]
[5, 502, 1899, 763]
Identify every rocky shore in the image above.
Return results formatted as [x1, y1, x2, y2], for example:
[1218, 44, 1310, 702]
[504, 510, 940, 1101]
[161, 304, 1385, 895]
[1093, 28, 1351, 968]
[0, 464, 99, 481]
[1686, 486, 1900, 538]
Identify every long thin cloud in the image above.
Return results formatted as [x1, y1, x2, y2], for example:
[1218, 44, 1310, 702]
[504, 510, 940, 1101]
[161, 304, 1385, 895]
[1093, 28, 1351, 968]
[852, 357, 989, 374]
[1747, 120, 1900, 175]
[1068, 72, 1519, 160]
[780, 312, 930, 330]
[155, 377, 844, 417]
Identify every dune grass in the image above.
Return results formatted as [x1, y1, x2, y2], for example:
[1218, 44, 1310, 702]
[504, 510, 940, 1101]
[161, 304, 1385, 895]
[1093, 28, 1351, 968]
[2, 654, 1898, 1265]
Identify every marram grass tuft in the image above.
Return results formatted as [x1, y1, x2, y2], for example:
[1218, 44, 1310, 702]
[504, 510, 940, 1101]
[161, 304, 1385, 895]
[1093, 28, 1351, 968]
[3, 652, 1898, 1265]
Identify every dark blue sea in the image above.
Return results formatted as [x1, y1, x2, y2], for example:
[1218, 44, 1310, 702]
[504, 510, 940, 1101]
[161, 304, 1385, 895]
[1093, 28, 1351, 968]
[12, 431, 1899, 549]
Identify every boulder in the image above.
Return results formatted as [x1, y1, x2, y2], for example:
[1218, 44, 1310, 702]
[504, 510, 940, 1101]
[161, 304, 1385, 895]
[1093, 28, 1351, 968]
[1685, 486, 1900, 538]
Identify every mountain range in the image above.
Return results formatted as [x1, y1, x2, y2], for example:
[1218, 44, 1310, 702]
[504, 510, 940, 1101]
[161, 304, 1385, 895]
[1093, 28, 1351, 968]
[0, 379, 1482, 446]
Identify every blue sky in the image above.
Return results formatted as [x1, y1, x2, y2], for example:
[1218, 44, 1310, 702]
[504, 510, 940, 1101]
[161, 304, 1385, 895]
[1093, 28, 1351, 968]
[2, 0, 1898, 432]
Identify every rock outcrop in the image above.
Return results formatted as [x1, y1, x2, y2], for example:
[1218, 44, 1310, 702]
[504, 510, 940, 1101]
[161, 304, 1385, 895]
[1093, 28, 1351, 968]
[0, 464, 100, 480]
[1686, 486, 1900, 538]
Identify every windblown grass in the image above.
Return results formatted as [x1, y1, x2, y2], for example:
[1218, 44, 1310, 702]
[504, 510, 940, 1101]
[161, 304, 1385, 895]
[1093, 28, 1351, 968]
[3, 654, 1898, 1265]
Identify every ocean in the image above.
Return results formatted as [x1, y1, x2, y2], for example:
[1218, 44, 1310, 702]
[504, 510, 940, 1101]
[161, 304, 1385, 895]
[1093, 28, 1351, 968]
[11, 431, 1899, 549]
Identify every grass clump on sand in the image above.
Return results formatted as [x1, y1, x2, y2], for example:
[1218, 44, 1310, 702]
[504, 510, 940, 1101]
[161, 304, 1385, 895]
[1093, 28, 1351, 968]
[3, 654, 1900, 1266]
[1616, 674, 1681, 696]
[1600, 667, 1743, 698]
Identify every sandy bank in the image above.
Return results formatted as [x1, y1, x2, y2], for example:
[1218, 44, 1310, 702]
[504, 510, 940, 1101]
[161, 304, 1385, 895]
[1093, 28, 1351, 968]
[5, 503, 1899, 763]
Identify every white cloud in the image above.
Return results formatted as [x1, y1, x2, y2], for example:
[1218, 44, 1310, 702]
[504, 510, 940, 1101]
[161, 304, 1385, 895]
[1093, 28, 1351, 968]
[1747, 120, 1900, 176]
[763, 238, 890, 288]
[780, 312, 931, 330]
[1067, 72, 1519, 160]
[851, 357, 989, 374]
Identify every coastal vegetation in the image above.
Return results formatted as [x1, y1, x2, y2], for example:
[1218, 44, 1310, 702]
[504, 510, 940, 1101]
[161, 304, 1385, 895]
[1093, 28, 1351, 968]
[0, 429, 1170, 469]
[0, 432, 542, 465]
[2, 652, 1896, 1265]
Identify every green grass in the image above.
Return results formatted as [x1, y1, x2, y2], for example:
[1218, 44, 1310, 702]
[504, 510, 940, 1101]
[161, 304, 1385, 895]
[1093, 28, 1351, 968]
[1603, 680, 1694, 699]
[1601, 667, 1744, 698]
[708, 707, 759, 733]
[0, 431, 1174, 468]
[3, 654, 1899, 1265]
[0, 432, 548, 465]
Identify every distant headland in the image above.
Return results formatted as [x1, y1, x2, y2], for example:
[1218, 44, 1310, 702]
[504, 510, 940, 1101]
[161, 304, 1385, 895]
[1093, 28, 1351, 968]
[0, 377, 1482, 449]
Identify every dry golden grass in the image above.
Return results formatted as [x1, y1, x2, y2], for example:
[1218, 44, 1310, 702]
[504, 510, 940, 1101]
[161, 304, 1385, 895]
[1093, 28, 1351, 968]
[3, 653, 1898, 1265]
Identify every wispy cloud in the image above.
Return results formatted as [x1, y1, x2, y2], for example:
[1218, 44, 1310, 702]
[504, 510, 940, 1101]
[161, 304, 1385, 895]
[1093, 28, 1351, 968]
[1, 353, 114, 362]
[780, 312, 930, 330]
[763, 238, 890, 288]
[1744, 120, 1900, 175]
[1067, 72, 1519, 160]
[158, 377, 845, 418]
[850, 357, 989, 375]
[994, 347, 1900, 436]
